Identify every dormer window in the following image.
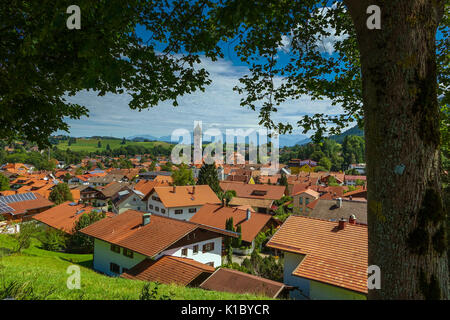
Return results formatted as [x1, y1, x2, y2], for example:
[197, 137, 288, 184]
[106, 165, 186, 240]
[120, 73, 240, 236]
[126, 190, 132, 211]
[251, 190, 267, 196]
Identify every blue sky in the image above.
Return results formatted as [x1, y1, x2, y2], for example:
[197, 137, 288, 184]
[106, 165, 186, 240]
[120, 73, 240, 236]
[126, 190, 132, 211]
[59, 6, 348, 139]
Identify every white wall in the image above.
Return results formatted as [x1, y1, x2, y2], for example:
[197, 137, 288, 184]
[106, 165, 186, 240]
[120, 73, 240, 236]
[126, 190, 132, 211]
[157, 237, 222, 268]
[92, 236, 223, 276]
[114, 195, 145, 214]
[147, 191, 202, 221]
[92, 239, 147, 276]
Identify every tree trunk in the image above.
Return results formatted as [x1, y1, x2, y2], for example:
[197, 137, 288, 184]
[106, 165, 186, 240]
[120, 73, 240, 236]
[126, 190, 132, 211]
[345, 0, 448, 299]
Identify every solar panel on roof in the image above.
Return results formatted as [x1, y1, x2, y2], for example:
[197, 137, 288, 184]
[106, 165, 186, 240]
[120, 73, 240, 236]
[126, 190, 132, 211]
[0, 203, 14, 213]
[0, 192, 36, 204]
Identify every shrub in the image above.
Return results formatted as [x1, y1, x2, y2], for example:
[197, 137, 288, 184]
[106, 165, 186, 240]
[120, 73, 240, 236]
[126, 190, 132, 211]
[39, 229, 67, 252]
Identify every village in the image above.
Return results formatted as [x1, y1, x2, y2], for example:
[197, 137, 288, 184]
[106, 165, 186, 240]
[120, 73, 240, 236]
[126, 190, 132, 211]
[0, 142, 368, 300]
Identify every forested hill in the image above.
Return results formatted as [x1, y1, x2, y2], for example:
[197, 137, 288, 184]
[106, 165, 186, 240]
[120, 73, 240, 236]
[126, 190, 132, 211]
[296, 125, 364, 145]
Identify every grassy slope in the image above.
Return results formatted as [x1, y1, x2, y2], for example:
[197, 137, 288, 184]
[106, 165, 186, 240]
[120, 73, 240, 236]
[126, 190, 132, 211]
[55, 138, 171, 153]
[0, 235, 268, 300]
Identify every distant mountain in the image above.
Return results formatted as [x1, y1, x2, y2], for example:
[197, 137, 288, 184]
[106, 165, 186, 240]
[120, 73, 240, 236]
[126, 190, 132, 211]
[128, 133, 307, 147]
[127, 134, 161, 142]
[295, 125, 364, 146]
[329, 125, 364, 143]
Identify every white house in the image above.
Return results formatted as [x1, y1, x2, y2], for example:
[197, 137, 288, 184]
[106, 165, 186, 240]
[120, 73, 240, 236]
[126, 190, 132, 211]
[145, 185, 221, 221]
[348, 163, 366, 174]
[111, 187, 145, 214]
[80, 210, 238, 277]
[267, 215, 368, 300]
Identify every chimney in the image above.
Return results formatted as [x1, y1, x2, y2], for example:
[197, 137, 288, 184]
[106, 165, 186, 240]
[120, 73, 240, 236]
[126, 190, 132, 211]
[338, 217, 346, 230]
[349, 215, 356, 225]
[246, 208, 251, 221]
[336, 197, 342, 208]
[142, 213, 151, 226]
[192, 185, 195, 194]
[349, 195, 353, 201]
[172, 185, 176, 193]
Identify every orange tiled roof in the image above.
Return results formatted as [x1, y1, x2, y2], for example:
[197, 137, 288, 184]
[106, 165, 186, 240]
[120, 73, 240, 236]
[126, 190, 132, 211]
[219, 182, 285, 200]
[121, 256, 215, 286]
[2, 192, 53, 215]
[200, 268, 287, 298]
[134, 180, 167, 199]
[32, 201, 107, 234]
[153, 185, 220, 208]
[190, 204, 274, 243]
[80, 210, 237, 258]
[266, 215, 368, 294]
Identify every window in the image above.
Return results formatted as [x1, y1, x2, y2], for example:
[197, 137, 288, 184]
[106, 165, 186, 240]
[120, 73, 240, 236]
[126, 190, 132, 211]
[206, 262, 214, 267]
[137, 207, 141, 211]
[110, 263, 120, 274]
[155, 206, 159, 212]
[161, 209, 166, 214]
[188, 208, 197, 213]
[123, 248, 134, 258]
[251, 190, 267, 196]
[193, 245, 198, 255]
[202, 242, 214, 253]
[181, 248, 188, 256]
[305, 198, 310, 204]
[152, 196, 161, 202]
[122, 267, 129, 274]
[110, 244, 120, 254]
[149, 204, 153, 209]
[299, 197, 303, 204]
[175, 209, 183, 215]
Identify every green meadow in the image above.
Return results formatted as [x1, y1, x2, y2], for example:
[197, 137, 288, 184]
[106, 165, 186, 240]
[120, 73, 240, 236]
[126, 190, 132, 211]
[55, 138, 172, 153]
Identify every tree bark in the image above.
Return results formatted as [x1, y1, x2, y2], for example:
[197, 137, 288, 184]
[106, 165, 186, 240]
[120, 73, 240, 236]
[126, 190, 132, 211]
[345, 0, 448, 299]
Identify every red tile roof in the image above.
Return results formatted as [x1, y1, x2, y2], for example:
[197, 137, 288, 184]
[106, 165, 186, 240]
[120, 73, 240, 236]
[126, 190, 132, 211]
[80, 210, 237, 258]
[200, 268, 287, 298]
[3, 192, 53, 215]
[153, 185, 220, 208]
[190, 204, 274, 243]
[267, 215, 368, 294]
[219, 182, 285, 200]
[32, 201, 110, 234]
[121, 256, 215, 286]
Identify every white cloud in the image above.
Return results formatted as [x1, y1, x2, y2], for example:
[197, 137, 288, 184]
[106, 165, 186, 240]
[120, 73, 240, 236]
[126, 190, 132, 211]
[60, 57, 343, 138]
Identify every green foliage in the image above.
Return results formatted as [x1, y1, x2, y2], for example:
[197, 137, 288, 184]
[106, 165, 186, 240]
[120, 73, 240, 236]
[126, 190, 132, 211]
[224, 217, 235, 249]
[232, 225, 242, 249]
[10, 222, 40, 253]
[225, 251, 283, 282]
[49, 183, 73, 205]
[0, 279, 56, 300]
[140, 282, 173, 300]
[66, 210, 106, 253]
[0, 173, 10, 191]
[319, 157, 332, 171]
[277, 173, 288, 187]
[217, 189, 236, 207]
[39, 228, 67, 252]
[171, 164, 194, 186]
[342, 135, 365, 168]
[197, 164, 220, 193]
[161, 161, 174, 172]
